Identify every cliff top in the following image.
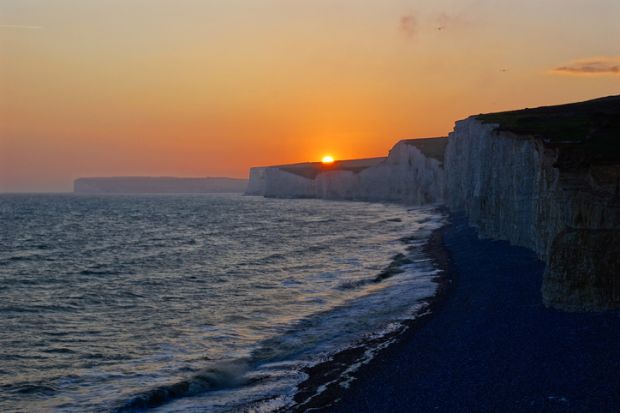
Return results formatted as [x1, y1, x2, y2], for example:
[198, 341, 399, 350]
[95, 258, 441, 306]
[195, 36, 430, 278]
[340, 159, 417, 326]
[477, 95, 620, 168]
[277, 158, 386, 180]
[401, 137, 448, 162]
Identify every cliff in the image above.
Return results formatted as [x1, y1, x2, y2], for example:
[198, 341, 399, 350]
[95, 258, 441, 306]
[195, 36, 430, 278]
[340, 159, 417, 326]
[246, 158, 385, 198]
[246, 95, 619, 311]
[445, 95, 620, 311]
[74, 177, 248, 194]
[246, 138, 447, 205]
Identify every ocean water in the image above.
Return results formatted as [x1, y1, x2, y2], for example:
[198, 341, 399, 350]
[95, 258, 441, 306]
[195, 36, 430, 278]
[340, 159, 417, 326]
[0, 194, 444, 412]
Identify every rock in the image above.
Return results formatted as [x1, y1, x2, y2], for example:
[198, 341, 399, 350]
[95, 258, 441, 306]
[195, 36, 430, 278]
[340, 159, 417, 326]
[445, 112, 620, 311]
[544, 229, 620, 311]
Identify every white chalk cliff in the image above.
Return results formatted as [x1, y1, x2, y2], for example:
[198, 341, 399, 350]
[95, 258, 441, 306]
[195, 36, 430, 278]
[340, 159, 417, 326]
[246, 95, 620, 311]
[445, 116, 620, 311]
[246, 138, 447, 205]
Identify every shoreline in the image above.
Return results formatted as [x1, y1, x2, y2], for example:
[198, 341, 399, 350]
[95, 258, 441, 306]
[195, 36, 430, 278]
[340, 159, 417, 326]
[289, 212, 454, 411]
[291, 214, 620, 412]
[312, 215, 620, 413]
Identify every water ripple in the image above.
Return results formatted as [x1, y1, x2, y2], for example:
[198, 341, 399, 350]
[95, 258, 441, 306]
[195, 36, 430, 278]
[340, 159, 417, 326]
[0, 194, 444, 412]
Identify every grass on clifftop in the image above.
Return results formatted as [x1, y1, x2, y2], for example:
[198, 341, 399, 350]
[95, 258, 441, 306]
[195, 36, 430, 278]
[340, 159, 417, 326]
[477, 95, 620, 167]
[402, 137, 448, 163]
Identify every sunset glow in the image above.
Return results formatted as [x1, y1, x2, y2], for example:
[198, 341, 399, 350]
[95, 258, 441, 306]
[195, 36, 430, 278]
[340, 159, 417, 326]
[321, 156, 335, 164]
[1, 0, 619, 192]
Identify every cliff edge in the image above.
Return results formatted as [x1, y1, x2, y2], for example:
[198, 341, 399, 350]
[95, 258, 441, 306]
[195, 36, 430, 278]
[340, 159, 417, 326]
[446, 95, 620, 311]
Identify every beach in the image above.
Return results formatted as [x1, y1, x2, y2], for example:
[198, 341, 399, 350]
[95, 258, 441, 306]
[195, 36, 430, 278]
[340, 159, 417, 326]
[295, 215, 620, 412]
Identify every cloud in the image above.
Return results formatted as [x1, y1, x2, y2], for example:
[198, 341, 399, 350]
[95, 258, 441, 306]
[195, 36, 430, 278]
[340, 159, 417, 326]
[551, 57, 620, 76]
[399, 14, 417, 39]
[434, 12, 469, 31]
[0, 24, 44, 30]
[399, 9, 474, 38]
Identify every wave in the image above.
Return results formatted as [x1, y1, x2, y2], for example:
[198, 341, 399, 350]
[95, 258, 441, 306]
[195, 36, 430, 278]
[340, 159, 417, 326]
[336, 253, 412, 291]
[0, 254, 42, 264]
[112, 212, 445, 412]
[2, 381, 59, 396]
[79, 269, 121, 276]
[1, 195, 446, 413]
[113, 360, 252, 412]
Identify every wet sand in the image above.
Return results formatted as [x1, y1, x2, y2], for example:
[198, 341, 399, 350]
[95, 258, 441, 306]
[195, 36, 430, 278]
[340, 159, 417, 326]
[295, 215, 620, 412]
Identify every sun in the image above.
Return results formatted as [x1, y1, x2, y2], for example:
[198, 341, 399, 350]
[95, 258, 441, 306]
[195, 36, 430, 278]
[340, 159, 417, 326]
[321, 155, 335, 164]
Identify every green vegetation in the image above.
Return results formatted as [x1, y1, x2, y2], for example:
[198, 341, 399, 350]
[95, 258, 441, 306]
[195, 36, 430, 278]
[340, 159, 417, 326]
[477, 113, 594, 142]
[477, 95, 620, 167]
[403, 137, 448, 162]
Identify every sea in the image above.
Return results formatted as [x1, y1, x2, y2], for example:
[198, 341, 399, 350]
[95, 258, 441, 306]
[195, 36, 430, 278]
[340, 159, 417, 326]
[0, 193, 445, 412]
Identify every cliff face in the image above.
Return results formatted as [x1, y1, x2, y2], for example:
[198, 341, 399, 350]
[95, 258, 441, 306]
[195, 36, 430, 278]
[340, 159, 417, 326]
[246, 159, 384, 198]
[244, 168, 267, 196]
[246, 95, 620, 311]
[246, 138, 447, 205]
[445, 117, 620, 311]
[316, 140, 445, 203]
[263, 167, 317, 198]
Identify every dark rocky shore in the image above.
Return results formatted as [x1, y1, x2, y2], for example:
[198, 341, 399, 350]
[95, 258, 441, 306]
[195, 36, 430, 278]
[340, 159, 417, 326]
[297, 215, 620, 412]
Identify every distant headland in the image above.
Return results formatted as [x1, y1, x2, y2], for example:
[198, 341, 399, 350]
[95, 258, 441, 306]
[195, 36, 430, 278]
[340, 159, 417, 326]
[73, 177, 248, 194]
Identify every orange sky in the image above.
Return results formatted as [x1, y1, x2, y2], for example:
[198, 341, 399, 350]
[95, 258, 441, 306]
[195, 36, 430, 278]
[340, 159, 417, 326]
[1, 0, 619, 192]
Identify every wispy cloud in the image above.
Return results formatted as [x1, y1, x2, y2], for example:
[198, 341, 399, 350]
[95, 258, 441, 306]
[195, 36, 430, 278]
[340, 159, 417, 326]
[399, 9, 474, 38]
[0, 24, 44, 30]
[434, 12, 470, 31]
[399, 14, 417, 39]
[551, 57, 620, 76]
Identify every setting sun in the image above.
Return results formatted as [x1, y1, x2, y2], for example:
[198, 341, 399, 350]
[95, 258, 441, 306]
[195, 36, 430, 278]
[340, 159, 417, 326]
[321, 155, 335, 164]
